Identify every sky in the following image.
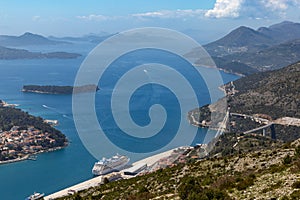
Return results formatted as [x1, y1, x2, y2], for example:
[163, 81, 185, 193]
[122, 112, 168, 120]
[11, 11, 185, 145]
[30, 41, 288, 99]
[0, 0, 299, 43]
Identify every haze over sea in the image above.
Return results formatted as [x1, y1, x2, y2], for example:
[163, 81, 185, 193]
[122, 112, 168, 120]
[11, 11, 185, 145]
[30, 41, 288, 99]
[0, 42, 239, 200]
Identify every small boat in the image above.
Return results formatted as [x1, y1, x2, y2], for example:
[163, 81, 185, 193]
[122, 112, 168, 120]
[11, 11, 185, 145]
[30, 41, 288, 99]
[25, 192, 44, 200]
[27, 155, 37, 161]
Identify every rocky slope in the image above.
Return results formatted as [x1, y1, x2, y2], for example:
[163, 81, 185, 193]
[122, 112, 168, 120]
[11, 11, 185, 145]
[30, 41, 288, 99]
[189, 61, 300, 142]
[56, 135, 300, 200]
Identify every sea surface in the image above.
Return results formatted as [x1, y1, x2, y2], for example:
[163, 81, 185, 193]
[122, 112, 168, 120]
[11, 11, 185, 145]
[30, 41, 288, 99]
[0, 42, 239, 200]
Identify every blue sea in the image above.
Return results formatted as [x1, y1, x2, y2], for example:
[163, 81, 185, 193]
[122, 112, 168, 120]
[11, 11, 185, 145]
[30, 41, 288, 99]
[0, 43, 239, 200]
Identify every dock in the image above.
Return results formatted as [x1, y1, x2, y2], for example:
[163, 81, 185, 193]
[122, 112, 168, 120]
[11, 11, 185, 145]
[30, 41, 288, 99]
[44, 147, 187, 199]
[44, 120, 59, 126]
[44, 176, 103, 200]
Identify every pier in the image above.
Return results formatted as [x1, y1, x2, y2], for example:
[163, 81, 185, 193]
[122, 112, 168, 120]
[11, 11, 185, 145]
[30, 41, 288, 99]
[44, 148, 182, 199]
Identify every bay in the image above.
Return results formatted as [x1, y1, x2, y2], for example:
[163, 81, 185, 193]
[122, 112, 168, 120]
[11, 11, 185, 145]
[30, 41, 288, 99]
[0, 45, 239, 200]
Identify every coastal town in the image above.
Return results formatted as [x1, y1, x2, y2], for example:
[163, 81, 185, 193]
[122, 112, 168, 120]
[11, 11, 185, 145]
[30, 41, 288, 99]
[0, 100, 67, 164]
[0, 126, 59, 163]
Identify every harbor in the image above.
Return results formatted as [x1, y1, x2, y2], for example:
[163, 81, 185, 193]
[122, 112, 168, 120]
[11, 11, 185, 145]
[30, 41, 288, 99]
[44, 146, 192, 199]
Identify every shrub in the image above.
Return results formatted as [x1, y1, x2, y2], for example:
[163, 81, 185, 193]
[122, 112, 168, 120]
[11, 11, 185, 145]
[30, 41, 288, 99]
[295, 145, 300, 157]
[283, 154, 292, 165]
[203, 188, 232, 200]
[212, 175, 235, 190]
[236, 174, 255, 191]
[103, 177, 110, 184]
[292, 180, 300, 189]
[178, 176, 203, 200]
[269, 164, 286, 174]
[290, 190, 300, 200]
[291, 158, 300, 173]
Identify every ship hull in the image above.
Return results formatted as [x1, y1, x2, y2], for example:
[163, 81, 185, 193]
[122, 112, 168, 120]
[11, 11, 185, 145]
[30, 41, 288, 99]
[92, 155, 130, 176]
[92, 161, 129, 176]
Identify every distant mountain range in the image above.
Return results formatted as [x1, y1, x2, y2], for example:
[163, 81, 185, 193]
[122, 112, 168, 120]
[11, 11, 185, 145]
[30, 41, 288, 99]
[0, 32, 116, 59]
[193, 21, 300, 75]
[0, 32, 70, 47]
[205, 21, 300, 56]
[1, 22, 299, 65]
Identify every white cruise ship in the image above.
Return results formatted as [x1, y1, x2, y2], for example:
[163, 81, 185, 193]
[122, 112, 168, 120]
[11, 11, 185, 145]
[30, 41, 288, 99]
[92, 154, 130, 176]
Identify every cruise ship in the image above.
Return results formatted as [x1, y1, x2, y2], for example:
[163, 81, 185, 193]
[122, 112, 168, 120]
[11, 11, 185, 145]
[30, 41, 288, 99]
[92, 154, 130, 176]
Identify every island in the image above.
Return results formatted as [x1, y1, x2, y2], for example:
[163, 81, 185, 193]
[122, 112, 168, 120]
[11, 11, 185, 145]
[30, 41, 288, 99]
[0, 46, 81, 60]
[0, 100, 67, 163]
[22, 84, 99, 95]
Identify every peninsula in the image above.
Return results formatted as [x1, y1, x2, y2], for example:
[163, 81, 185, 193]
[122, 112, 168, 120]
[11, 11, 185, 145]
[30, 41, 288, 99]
[22, 84, 99, 95]
[0, 100, 67, 163]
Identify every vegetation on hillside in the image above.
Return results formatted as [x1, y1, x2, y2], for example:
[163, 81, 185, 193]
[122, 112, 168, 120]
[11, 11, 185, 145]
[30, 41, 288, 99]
[229, 62, 300, 119]
[189, 61, 300, 142]
[56, 133, 300, 200]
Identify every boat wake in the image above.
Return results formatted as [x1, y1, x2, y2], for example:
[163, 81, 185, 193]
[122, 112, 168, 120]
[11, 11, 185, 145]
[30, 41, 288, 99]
[63, 114, 73, 120]
[42, 105, 73, 120]
[42, 104, 51, 108]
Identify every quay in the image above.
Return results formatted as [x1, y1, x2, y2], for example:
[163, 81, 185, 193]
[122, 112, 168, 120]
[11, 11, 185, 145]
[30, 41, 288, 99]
[44, 175, 103, 200]
[44, 147, 189, 199]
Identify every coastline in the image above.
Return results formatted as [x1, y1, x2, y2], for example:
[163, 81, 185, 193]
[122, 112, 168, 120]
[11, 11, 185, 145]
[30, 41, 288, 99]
[193, 64, 245, 77]
[21, 84, 99, 95]
[44, 147, 184, 200]
[0, 100, 69, 165]
[21, 89, 63, 95]
[0, 155, 30, 165]
[0, 145, 67, 166]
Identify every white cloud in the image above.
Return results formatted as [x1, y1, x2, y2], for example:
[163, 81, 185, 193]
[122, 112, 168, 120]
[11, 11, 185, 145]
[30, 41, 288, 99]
[132, 9, 205, 19]
[262, 0, 288, 11]
[205, 0, 300, 18]
[76, 1, 299, 24]
[77, 14, 116, 21]
[205, 0, 244, 18]
[262, 0, 300, 11]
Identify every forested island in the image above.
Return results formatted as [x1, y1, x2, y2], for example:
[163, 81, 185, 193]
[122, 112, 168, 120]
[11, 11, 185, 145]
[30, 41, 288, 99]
[22, 84, 99, 94]
[0, 100, 67, 162]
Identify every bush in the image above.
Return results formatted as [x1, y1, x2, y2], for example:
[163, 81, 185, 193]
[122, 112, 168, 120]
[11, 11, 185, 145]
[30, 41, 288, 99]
[212, 175, 235, 190]
[280, 195, 289, 200]
[178, 176, 232, 200]
[202, 188, 231, 200]
[269, 164, 286, 174]
[291, 158, 300, 173]
[292, 180, 300, 189]
[290, 190, 300, 200]
[178, 176, 203, 200]
[283, 154, 292, 165]
[295, 145, 300, 157]
[103, 177, 110, 184]
[236, 174, 255, 191]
